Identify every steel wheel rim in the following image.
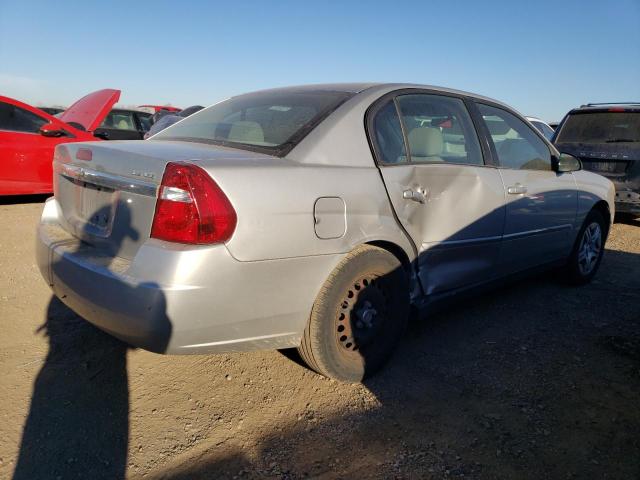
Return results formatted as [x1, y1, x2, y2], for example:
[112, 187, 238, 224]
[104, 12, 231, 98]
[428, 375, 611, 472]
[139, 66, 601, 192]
[578, 222, 602, 276]
[335, 275, 388, 353]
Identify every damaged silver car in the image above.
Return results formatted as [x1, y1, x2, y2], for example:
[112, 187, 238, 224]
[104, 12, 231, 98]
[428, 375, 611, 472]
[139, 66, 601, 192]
[37, 83, 615, 381]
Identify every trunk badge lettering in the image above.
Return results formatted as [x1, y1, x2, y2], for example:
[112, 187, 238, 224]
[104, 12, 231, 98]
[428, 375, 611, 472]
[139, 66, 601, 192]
[131, 170, 155, 179]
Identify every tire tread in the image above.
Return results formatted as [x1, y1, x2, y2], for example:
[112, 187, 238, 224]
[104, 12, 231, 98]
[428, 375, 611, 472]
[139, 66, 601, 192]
[297, 245, 408, 381]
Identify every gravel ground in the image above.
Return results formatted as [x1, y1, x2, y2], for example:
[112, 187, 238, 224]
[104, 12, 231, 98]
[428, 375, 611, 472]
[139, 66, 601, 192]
[0, 198, 638, 480]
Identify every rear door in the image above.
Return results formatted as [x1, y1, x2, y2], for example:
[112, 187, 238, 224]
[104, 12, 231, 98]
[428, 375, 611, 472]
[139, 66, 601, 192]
[475, 103, 577, 274]
[369, 91, 506, 295]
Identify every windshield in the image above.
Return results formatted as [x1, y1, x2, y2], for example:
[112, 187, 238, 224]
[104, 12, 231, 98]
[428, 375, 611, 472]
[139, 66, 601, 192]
[556, 111, 640, 144]
[152, 89, 354, 155]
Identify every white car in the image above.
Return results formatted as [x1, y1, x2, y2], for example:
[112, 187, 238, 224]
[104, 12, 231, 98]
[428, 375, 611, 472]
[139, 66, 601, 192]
[37, 83, 615, 382]
[526, 116, 555, 141]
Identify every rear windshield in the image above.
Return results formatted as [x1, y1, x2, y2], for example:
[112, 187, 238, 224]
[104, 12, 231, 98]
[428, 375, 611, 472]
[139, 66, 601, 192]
[152, 90, 354, 156]
[556, 111, 640, 144]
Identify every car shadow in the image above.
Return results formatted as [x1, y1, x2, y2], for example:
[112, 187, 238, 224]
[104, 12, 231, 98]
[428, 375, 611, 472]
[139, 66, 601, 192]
[13, 201, 172, 480]
[615, 213, 640, 226]
[12, 297, 130, 479]
[13, 191, 639, 479]
[150, 246, 640, 480]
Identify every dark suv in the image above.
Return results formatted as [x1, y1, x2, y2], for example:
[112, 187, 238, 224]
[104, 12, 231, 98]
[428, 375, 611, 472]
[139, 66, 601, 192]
[553, 103, 640, 215]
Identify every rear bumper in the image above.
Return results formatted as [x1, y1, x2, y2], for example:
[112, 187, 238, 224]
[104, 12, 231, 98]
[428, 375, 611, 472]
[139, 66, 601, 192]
[614, 190, 640, 214]
[36, 198, 343, 354]
[608, 170, 640, 214]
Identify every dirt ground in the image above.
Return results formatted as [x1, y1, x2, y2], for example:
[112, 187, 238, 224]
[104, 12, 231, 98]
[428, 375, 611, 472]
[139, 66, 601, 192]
[0, 197, 638, 480]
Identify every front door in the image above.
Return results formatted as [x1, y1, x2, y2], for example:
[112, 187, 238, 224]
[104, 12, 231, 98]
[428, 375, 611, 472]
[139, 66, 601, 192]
[0, 101, 59, 194]
[370, 92, 506, 295]
[475, 103, 577, 274]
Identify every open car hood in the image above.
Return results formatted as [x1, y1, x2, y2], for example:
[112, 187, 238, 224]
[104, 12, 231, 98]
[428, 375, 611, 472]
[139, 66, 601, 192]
[58, 89, 120, 132]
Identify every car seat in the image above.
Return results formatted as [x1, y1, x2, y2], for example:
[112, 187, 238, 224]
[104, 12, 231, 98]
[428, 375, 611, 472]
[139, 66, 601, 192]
[228, 121, 265, 144]
[408, 127, 445, 162]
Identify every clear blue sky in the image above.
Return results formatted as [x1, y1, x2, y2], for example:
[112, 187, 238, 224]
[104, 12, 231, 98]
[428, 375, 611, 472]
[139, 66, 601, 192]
[1, 0, 638, 121]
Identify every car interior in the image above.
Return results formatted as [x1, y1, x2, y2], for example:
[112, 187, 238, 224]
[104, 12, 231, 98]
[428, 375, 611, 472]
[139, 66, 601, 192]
[101, 112, 137, 131]
[153, 91, 352, 150]
[373, 96, 482, 165]
[0, 103, 47, 133]
[482, 112, 551, 171]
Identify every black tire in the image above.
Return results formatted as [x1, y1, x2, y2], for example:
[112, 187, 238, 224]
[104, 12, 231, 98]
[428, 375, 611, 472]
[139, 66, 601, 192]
[298, 245, 409, 382]
[563, 209, 608, 285]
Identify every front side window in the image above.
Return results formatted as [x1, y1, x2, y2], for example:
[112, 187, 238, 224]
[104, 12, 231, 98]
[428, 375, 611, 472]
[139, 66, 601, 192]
[0, 102, 48, 133]
[395, 94, 483, 165]
[153, 90, 353, 156]
[101, 111, 137, 131]
[478, 104, 551, 171]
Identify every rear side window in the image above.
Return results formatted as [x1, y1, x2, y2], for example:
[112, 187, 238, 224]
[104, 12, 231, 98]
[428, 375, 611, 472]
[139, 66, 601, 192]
[478, 104, 551, 171]
[372, 101, 406, 164]
[395, 94, 483, 165]
[153, 90, 353, 156]
[0, 102, 48, 133]
[556, 112, 640, 144]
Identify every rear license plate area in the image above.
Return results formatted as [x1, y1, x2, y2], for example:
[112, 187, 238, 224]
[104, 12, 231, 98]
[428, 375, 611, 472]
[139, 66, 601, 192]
[78, 182, 116, 234]
[583, 161, 627, 174]
[588, 162, 617, 172]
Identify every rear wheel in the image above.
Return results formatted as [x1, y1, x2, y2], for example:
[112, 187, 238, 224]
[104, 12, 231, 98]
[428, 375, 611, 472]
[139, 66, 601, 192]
[563, 210, 607, 285]
[298, 245, 409, 382]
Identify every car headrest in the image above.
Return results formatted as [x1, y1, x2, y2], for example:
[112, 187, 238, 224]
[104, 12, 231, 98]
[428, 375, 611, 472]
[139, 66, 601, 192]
[408, 127, 443, 157]
[228, 121, 264, 143]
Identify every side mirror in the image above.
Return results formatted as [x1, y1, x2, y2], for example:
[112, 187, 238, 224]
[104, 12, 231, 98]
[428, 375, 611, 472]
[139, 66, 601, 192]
[554, 153, 581, 173]
[39, 123, 65, 137]
[93, 131, 109, 140]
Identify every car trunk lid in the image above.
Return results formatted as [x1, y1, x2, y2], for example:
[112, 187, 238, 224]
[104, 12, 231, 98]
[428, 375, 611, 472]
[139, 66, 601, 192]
[53, 140, 274, 260]
[58, 89, 120, 132]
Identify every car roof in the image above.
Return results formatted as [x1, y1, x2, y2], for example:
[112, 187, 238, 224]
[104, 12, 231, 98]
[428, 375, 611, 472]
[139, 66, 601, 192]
[237, 82, 515, 111]
[571, 102, 640, 113]
[235, 83, 379, 95]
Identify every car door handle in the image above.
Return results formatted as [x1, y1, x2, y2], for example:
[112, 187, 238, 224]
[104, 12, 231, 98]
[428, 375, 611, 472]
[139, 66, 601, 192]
[507, 184, 528, 195]
[403, 188, 428, 203]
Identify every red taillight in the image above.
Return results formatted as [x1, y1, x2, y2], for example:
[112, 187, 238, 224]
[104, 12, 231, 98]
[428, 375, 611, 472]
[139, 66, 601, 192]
[151, 162, 237, 244]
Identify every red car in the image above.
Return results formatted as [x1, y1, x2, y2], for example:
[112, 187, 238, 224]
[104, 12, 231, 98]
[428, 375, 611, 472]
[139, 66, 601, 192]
[0, 89, 120, 195]
[139, 104, 181, 113]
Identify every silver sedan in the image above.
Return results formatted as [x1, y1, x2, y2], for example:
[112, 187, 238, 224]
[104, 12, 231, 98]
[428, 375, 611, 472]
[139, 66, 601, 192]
[36, 83, 615, 382]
